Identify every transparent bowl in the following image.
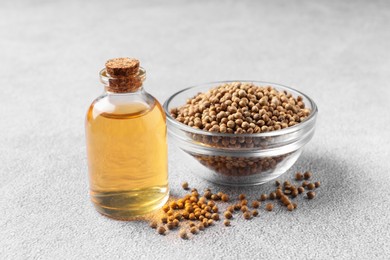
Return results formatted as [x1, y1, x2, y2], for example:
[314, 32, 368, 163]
[163, 81, 318, 186]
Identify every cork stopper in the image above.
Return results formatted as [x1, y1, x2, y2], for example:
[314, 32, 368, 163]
[104, 57, 143, 93]
[105, 58, 140, 77]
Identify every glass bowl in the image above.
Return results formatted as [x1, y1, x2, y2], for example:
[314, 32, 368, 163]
[163, 81, 318, 186]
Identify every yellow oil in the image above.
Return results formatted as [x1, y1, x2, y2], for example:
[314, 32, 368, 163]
[85, 98, 168, 220]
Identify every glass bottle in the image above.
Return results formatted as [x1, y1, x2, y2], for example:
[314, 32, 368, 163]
[85, 58, 169, 220]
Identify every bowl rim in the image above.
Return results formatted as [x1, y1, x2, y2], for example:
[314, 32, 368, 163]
[163, 80, 318, 138]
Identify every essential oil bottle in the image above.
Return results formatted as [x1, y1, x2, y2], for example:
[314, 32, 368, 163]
[85, 58, 169, 220]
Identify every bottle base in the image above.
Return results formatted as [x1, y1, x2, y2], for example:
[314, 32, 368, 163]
[91, 187, 169, 220]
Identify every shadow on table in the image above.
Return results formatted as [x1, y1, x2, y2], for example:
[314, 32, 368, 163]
[114, 150, 356, 224]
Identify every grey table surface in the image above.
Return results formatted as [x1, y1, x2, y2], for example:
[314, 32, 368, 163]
[1, 0, 390, 259]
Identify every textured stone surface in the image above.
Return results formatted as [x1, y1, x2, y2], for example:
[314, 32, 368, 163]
[1, 0, 389, 259]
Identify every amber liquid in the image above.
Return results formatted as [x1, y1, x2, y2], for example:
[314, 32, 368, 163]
[85, 97, 168, 219]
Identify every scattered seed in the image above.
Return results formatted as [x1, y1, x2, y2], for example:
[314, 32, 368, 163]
[266, 203, 274, 211]
[211, 213, 220, 221]
[157, 226, 166, 235]
[293, 203, 297, 209]
[207, 201, 216, 207]
[234, 204, 241, 211]
[315, 181, 321, 188]
[275, 180, 281, 186]
[179, 229, 188, 239]
[260, 194, 268, 201]
[221, 194, 229, 202]
[307, 191, 316, 199]
[167, 221, 175, 230]
[241, 206, 249, 212]
[162, 205, 169, 213]
[307, 183, 316, 190]
[302, 181, 309, 187]
[304, 171, 312, 180]
[287, 204, 294, 211]
[211, 194, 220, 200]
[208, 219, 214, 226]
[239, 194, 246, 200]
[269, 192, 276, 200]
[252, 210, 259, 217]
[161, 216, 168, 223]
[241, 199, 248, 206]
[295, 172, 303, 181]
[227, 206, 234, 213]
[298, 186, 305, 194]
[283, 181, 291, 187]
[252, 201, 260, 208]
[149, 221, 158, 229]
[204, 190, 212, 199]
[190, 226, 198, 234]
[198, 223, 205, 231]
[224, 220, 231, 226]
[291, 189, 298, 198]
[224, 211, 233, 219]
[181, 182, 189, 190]
[243, 211, 251, 219]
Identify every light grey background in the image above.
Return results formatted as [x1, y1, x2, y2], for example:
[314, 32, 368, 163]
[1, 0, 389, 259]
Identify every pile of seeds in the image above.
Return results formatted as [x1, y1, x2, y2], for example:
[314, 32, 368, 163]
[150, 171, 320, 239]
[169, 82, 311, 177]
[170, 82, 311, 138]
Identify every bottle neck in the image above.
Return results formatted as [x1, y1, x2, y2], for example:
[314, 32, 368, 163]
[100, 67, 146, 94]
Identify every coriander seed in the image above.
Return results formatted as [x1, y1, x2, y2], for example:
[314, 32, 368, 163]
[221, 194, 229, 202]
[224, 211, 233, 219]
[234, 204, 241, 211]
[252, 210, 259, 217]
[266, 203, 274, 211]
[287, 204, 294, 211]
[243, 211, 251, 220]
[239, 194, 246, 200]
[227, 206, 234, 213]
[179, 229, 188, 239]
[211, 194, 220, 200]
[198, 223, 205, 231]
[295, 172, 303, 181]
[190, 226, 198, 234]
[241, 206, 249, 212]
[162, 205, 169, 213]
[260, 194, 268, 201]
[252, 201, 260, 208]
[224, 220, 231, 226]
[211, 213, 220, 221]
[181, 181, 189, 190]
[307, 191, 316, 199]
[167, 221, 175, 230]
[308, 183, 315, 190]
[304, 171, 312, 180]
[315, 181, 321, 188]
[149, 221, 158, 229]
[157, 226, 166, 235]
[161, 216, 168, 223]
